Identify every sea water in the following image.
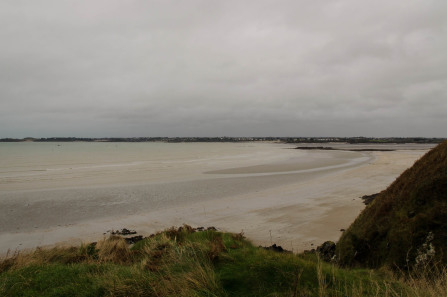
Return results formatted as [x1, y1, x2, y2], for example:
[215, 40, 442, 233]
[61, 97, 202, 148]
[0, 141, 363, 192]
[0, 142, 293, 191]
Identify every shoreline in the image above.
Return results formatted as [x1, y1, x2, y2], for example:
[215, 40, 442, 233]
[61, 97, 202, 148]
[0, 147, 429, 256]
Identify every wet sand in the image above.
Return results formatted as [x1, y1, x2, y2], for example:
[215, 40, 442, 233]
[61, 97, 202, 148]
[0, 144, 430, 255]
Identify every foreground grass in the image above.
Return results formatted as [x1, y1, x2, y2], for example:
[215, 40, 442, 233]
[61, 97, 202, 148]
[1, 227, 446, 297]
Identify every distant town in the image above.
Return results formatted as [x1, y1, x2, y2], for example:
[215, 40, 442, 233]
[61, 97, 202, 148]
[0, 137, 444, 144]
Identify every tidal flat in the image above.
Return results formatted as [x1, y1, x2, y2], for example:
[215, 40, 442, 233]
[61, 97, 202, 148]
[0, 142, 433, 254]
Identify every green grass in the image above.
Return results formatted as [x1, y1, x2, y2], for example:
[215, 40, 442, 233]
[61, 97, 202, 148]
[2, 227, 444, 296]
[1, 263, 108, 297]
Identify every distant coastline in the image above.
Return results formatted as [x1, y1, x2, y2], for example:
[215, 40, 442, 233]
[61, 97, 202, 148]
[0, 136, 444, 143]
[295, 146, 396, 152]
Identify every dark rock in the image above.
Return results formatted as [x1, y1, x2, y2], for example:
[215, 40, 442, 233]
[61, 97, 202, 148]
[196, 227, 205, 231]
[340, 229, 346, 232]
[112, 228, 137, 235]
[317, 241, 337, 262]
[295, 146, 335, 150]
[206, 226, 217, 231]
[124, 235, 144, 244]
[262, 244, 291, 253]
[361, 193, 379, 205]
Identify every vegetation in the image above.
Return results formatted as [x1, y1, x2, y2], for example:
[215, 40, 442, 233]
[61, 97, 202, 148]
[1, 227, 446, 297]
[337, 140, 447, 269]
[0, 136, 444, 143]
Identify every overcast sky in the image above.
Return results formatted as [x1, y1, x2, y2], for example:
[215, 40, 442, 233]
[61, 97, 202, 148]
[1, 1, 446, 138]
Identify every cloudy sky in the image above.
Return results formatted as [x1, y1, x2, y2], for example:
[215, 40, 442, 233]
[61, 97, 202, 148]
[1, 1, 446, 138]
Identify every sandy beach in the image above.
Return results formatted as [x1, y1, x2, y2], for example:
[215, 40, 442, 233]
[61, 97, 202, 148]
[0, 142, 432, 255]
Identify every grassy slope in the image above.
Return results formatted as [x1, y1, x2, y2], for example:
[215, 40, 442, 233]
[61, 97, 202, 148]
[337, 141, 447, 269]
[1, 227, 419, 297]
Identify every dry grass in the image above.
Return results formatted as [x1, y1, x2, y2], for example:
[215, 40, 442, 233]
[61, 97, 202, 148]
[0, 245, 90, 272]
[96, 235, 133, 264]
[394, 265, 447, 297]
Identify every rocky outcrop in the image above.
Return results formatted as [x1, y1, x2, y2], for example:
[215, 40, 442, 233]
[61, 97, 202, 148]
[317, 241, 336, 262]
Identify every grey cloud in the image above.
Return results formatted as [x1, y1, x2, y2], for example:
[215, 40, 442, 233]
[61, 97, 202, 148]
[1, 0, 446, 137]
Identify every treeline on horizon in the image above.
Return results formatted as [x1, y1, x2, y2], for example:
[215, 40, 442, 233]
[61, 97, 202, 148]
[0, 136, 445, 143]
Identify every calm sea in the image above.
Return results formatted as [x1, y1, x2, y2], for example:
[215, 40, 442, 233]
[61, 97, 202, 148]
[0, 142, 299, 192]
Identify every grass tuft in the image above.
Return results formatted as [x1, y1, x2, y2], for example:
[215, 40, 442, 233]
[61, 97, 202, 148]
[96, 235, 133, 264]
